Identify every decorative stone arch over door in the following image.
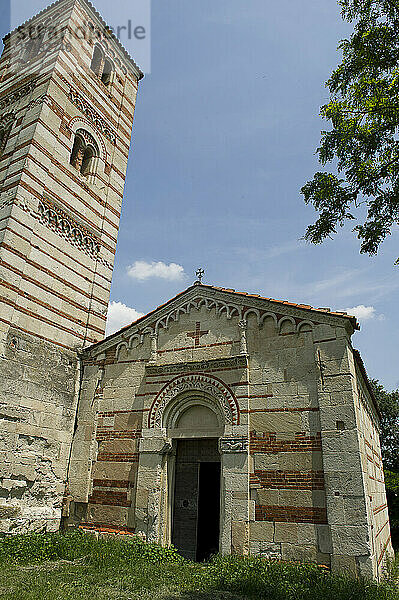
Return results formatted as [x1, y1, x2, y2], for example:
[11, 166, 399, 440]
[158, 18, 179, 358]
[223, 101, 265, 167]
[136, 370, 248, 554]
[147, 373, 240, 429]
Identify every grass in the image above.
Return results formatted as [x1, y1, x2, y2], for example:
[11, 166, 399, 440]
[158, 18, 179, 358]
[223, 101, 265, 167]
[0, 531, 398, 600]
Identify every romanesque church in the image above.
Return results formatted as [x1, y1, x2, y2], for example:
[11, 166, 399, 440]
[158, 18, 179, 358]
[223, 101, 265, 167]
[0, 0, 393, 580]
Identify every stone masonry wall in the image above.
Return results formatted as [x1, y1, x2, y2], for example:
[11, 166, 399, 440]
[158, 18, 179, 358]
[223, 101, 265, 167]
[352, 354, 393, 578]
[247, 314, 330, 565]
[0, 327, 78, 532]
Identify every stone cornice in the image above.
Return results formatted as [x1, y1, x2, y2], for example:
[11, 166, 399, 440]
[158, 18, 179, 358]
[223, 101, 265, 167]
[146, 355, 248, 377]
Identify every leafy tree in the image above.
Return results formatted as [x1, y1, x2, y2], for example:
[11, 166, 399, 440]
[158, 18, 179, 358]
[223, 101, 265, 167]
[371, 379, 399, 471]
[371, 379, 399, 548]
[301, 0, 399, 262]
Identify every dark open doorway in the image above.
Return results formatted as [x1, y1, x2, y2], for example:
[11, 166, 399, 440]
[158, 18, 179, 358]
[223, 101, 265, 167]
[196, 461, 221, 561]
[171, 439, 221, 562]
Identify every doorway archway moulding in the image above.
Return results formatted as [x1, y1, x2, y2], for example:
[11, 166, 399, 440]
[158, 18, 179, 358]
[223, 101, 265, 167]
[148, 373, 240, 428]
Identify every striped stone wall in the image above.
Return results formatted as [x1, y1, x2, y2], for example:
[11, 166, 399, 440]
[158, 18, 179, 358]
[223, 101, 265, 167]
[0, 0, 142, 532]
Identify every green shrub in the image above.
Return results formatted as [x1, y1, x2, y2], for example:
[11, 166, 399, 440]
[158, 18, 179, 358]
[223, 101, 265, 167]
[194, 555, 399, 600]
[0, 530, 184, 567]
[0, 530, 95, 564]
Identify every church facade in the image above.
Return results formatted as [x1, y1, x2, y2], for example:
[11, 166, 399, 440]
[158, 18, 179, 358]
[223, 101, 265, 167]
[65, 283, 393, 578]
[0, 0, 393, 582]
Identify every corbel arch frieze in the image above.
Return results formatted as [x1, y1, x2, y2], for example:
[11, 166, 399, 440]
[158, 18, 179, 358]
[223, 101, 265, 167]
[37, 197, 101, 258]
[297, 320, 314, 333]
[153, 296, 243, 333]
[242, 308, 261, 323]
[218, 302, 241, 320]
[109, 295, 319, 358]
[278, 315, 297, 333]
[115, 340, 128, 361]
[148, 373, 240, 429]
[259, 312, 278, 328]
[128, 333, 142, 349]
[0, 112, 15, 128]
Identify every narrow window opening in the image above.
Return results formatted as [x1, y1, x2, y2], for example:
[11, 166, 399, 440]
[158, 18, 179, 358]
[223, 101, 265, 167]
[90, 45, 104, 75]
[23, 25, 45, 62]
[81, 145, 95, 176]
[70, 130, 99, 180]
[0, 123, 12, 157]
[70, 135, 85, 171]
[101, 58, 113, 86]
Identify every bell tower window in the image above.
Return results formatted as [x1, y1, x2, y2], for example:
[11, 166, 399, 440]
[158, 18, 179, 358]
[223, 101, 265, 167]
[90, 44, 104, 75]
[101, 58, 113, 86]
[70, 134, 85, 171]
[90, 45, 114, 87]
[0, 120, 13, 158]
[81, 145, 96, 176]
[23, 24, 45, 62]
[70, 130, 99, 180]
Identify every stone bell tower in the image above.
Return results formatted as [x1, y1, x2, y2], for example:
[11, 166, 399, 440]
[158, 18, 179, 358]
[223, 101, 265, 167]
[0, 0, 143, 533]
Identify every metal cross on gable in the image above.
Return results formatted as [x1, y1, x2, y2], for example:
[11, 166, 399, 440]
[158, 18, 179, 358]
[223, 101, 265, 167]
[195, 268, 205, 283]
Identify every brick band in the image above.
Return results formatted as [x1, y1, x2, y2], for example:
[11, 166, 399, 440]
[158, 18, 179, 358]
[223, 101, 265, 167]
[255, 505, 327, 524]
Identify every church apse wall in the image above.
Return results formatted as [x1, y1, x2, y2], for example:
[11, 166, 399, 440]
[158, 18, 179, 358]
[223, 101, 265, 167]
[65, 285, 393, 579]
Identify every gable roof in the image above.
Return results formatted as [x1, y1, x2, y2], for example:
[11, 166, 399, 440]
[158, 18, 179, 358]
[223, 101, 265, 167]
[90, 282, 360, 351]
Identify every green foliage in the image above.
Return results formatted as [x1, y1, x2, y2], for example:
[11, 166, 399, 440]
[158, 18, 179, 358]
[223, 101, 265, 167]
[196, 555, 398, 600]
[0, 534, 398, 600]
[385, 470, 399, 550]
[0, 529, 184, 566]
[369, 380, 399, 549]
[385, 471, 399, 494]
[301, 0, 399, 261]
[370, 380, 399, 471]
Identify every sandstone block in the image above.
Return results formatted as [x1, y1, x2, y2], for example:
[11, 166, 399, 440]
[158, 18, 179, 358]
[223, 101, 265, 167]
[232, 521, 248, 554]
[330, 554, 358, 577]
[281, 543, 317, 563]
[331, 525, 371, 555]
[250, 412, 302, 434]
[274, 522, 298, 543]
[249, 521, 274, 542]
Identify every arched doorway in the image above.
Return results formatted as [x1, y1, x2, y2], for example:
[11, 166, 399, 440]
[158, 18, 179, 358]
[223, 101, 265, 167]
[170, 404, 222, 561]
[135, 371, 249, 557]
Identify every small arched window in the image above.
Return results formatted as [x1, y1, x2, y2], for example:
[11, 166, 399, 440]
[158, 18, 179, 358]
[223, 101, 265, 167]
[70, 134, 85, 171]
[0, 120, 13, 158]
[70, 130, 99, 179]
[90, 45, 104, 76]
[101, 58, 113, 86]
[81, 145, 96, 176]
[90, 45, 114, 87]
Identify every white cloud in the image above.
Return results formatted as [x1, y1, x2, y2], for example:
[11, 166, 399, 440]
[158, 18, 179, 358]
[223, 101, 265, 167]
[345, 305, 376, 321]
[127, 261, 186, 281]
[105, 301, 144, 337]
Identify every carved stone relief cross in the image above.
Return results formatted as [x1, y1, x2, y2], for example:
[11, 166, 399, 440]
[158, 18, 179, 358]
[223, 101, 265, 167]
[186, 322, 209, 347]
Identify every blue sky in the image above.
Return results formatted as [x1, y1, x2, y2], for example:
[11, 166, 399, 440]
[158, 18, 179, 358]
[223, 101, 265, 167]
[1, 0, 398, 390]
